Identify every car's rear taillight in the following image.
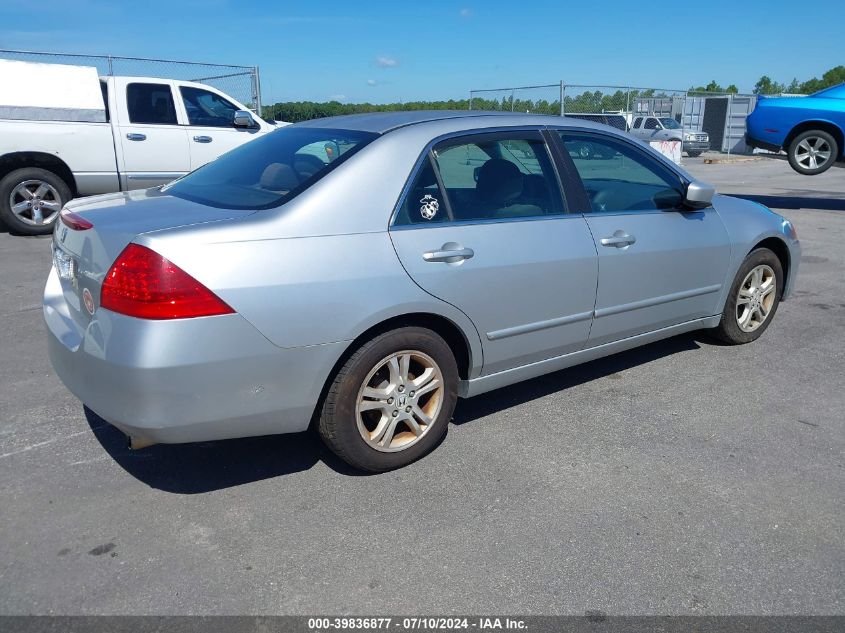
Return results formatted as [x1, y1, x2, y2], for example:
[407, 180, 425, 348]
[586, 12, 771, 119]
[101, 244, 234, 320]
[60, 210, 93, 231]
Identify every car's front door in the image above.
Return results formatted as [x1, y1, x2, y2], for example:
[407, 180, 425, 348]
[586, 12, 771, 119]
[389, 130, 598, 375]
[114, 80, 190, 190]
[177, 85, 264, 170]
[554, 130, 731, 347]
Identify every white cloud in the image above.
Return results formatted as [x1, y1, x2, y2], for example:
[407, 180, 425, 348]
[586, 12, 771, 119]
[459, 8, 473, 17]
[367, 79, 377, 86]
[329, 94, 347, 102]
[376, 56, 398, 68]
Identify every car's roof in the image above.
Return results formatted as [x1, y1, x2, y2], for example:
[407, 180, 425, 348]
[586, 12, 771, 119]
[292, 110, 608, 134]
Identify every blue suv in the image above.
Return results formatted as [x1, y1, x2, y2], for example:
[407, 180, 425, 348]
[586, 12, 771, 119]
[746, 83, 845, 175]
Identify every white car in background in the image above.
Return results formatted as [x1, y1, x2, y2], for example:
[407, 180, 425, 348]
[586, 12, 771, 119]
[0, 59, 275, 234]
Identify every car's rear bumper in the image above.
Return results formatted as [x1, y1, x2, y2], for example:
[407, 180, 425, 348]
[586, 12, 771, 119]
[745, 133, 781, 153]
[44, 268, 345, 445]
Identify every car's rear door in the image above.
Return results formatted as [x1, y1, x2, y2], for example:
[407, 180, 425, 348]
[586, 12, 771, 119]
[551, 129, 731, 347]
[389, 129, 598, 376]
[113, 78, 190, 190]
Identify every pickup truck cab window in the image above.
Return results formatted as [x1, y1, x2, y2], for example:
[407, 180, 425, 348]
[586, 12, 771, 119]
[126, 83, 178, 125]
[643, 117, 659, 130]
[180, 86, 240, 128]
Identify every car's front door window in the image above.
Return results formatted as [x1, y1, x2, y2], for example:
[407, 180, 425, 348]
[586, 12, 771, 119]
[180, 86, 240, 127]
[558, 132, 684, 213]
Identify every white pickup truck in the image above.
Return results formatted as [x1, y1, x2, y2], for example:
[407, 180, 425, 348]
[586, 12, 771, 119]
[629, 115, 711, 158]
[0, 59, 276, 234]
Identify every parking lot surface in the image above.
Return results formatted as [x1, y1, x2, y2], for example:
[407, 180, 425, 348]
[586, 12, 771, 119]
[0, 156, 842, 615]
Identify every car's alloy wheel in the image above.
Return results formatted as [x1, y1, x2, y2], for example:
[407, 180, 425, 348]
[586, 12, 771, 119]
[795, 137, 832, 170]
[0, 167, 72, 235]
[318, 327, 458, 472]
[355, 350, 444, 452]
[788, 130, 838, 175]
[9, 180, 63, 227]
[735, 264, 777, 332]
[711, 247, 783, 345]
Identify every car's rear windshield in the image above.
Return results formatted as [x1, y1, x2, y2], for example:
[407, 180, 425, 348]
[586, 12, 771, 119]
[163, 127, 378, 210]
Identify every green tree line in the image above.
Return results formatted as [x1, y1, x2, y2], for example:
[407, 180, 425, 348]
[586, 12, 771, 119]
[266, 66, 845, 122]
[753, 65, 845, 95]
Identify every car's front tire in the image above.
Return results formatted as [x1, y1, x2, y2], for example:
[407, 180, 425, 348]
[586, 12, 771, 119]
[787, 130, 838, 175]
[711, 248, 783, 345]
[686, 151, 702, 158]
[318, 327, 459, 472]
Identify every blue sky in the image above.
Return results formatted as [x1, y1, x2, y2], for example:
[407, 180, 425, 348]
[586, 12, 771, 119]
[1, 0, 842, 104]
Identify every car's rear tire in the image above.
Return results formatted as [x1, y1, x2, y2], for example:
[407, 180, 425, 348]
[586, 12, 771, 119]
[318, 327, 459, 472]
[687, 151, 702, 158]
[0, 167, 71, 235]
[711, 248, 783, 345]
[787, 130, 838, 175]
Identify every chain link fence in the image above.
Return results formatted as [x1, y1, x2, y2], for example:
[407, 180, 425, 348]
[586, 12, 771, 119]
[468, 84, 562, 114]
[0, 49, 262, 115]
[469, 82, 758, 154]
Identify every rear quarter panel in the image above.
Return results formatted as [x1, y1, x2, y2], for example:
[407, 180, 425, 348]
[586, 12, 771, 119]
[0, 119, 119, 194]
[139, 218, 485, 377]
[748, 96, 845, 155]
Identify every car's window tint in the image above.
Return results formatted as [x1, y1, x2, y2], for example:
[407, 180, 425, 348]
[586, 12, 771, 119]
[633, 117, 642, 128]
[644, 118, 659, 130]
[127, 83, 178, 125]
[430, 135, 562, 222]
[163, 127, 377, 210]
[559, 132, 684, 213]
[180, 86, 239, 127]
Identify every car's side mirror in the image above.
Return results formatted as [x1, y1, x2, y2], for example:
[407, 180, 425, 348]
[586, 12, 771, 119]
[233, 110, 256, 128]
[684, 180, 715, 209]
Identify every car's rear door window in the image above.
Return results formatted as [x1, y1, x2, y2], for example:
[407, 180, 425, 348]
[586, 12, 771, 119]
[395, 131, 564, 225]
[127, 83, 178, 125]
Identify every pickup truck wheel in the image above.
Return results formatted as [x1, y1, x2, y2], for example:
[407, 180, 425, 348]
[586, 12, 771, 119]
[686, 151, 702, 158]
[318, 327, 458, 472]
[787, 130, 838, 175]
[0, 168, 71, 235]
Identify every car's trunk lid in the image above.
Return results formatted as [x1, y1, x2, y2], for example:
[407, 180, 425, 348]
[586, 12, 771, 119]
[52, 188, 253, 329]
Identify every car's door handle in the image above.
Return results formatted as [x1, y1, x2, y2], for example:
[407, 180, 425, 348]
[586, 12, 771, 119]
[600, 233, 636, 248]
[193, 135, 213, 143]
[423, 246, 475, 263]
[126, 133, 146, 141]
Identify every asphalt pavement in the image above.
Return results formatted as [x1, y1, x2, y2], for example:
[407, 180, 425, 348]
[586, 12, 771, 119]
[0, 155, 842, 615]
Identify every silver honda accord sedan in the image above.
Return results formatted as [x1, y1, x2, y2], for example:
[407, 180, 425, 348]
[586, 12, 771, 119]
[45, 111, 800, 472]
